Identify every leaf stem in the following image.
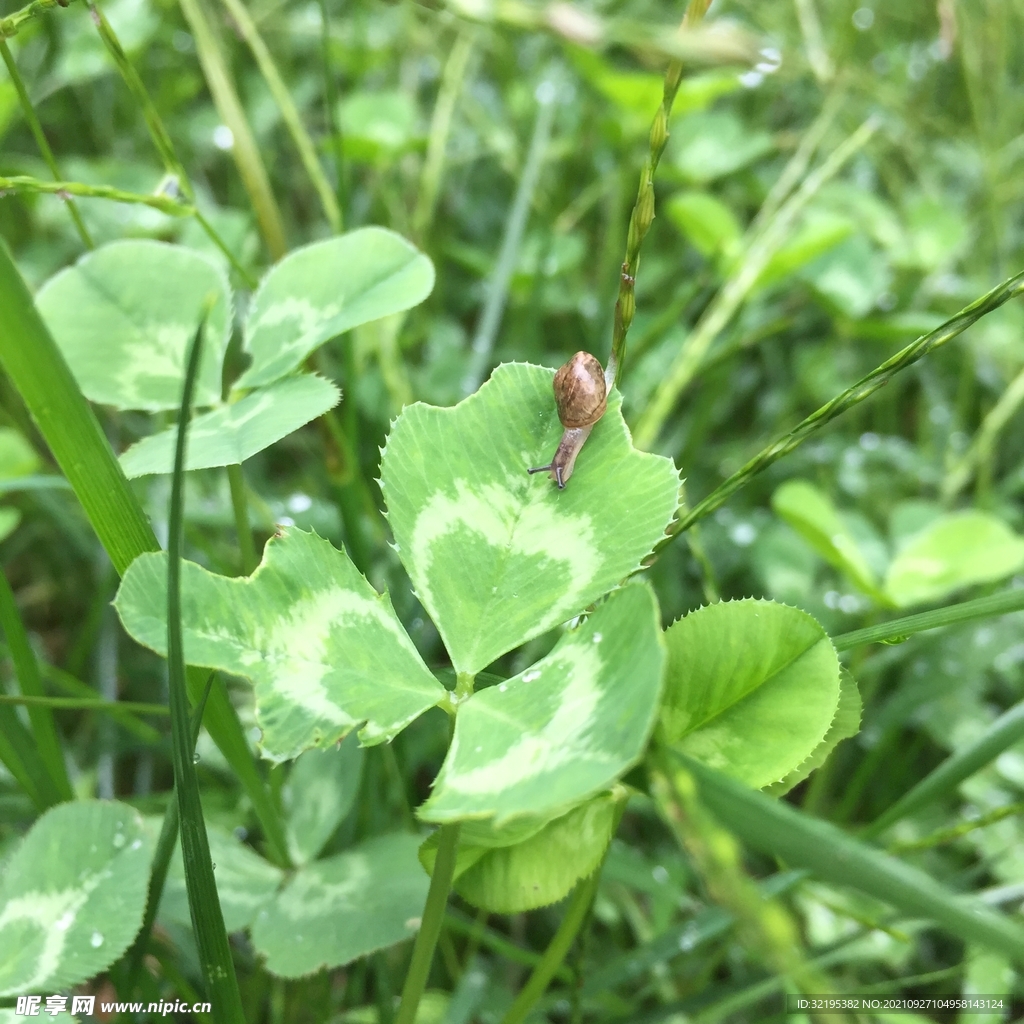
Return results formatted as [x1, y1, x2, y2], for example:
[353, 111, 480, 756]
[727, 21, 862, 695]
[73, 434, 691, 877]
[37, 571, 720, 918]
[227, 463, 258, 574]
[498, 872, 599, 1024]
[651, 269, 1024, 556]
[394, 822, 462, 1024]
[833, 587, 1024, 652]
[0, 174, 193, 215]
[216, 0, 342, 232]
[0, 38, 93, 248]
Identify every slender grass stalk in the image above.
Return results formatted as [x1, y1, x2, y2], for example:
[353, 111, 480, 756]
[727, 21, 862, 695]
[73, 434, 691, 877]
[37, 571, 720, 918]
[444, 911, 568, 978]
[0, 0, 82, 36]
[462, 75, 557, 394]
[833, 588, 1024, 651]
[86, 1, 255, 284]
[316, 0, 344, 218]
[863, 700, 1024, 839]
[674, 751, 1024, 963]
[0, 174, 193, 215]
[177, 0, 288, 260]
[793, 0, 833, 83]
[413, 26, 475, 241]
[0, 38, 93, 248]
[167, 312, 245, 1021]
[605, 0, 709, 391]
[226, 463, 258, 574]
[0, 238, 290, 865]
[394, 823, 462, 1024]
[888, 800, 1024, 854]
[652, 268, 1024, 554]
[632, 116, 879, 447]
[498, 872, 600, 1024]
[650, 765, 824, 1002]
[123, 672, 215, 998]
[0, 570, 72, 799]
[0, 701, 60, 808]
[0, 693, 168, 714]
[216, 0, 341, 232]
[943, 362, 1024, 500]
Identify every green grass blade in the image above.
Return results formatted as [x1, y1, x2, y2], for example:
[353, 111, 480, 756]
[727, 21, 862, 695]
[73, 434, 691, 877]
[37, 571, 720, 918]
[862, 699, 1024, 839]
[0, 568, 72, 799]
[832, 588, 1024, 651]
[166, 312, 245, 1022]
[124, 672, 215, 998]
[0, 702, 60, 808]
[0, 238, 290, 865]
[674, 753, 1024, 964]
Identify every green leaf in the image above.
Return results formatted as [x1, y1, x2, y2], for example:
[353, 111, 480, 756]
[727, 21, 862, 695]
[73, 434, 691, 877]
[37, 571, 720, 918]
[884, 510, 1024, 608]
[382, 363, 679, 676]
[766, 669, 862, 796]
[238, 228, 434, 389]
[677, 754, 1024, 964]
[119, 374, 340, 477]
[801, 234, 891, 320]
[250, 832, 429, 978]
[755, 211, 854, 292]
[157, 820, 283, 932]
[421, 794, 619, 913]
[113, 528, 445, 761]
[420, 583, 665, 825]
[659, 599, 841, 789]
[771, 479, 884, 599]
[283, 733, 365, 865]
[35, 240, 231, 411]
[338, 90, 419, 160]
[664, 190, 742, 263]
[670, 110, 773, 183]
[0, 509, 20, 543]
[0, 800, 152, 996]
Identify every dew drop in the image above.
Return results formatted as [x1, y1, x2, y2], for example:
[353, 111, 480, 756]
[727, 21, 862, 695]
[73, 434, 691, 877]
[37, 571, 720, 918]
[498, 683, 508, 692]
[591, 632, 603, 644]
[112, 833, 126, 849]
[90, 932, 104, 948]
[522, 670, 541, 683]
[55, 912, 74, 932]
[193, 751, 201, 764]
[130, 838, 143, 851]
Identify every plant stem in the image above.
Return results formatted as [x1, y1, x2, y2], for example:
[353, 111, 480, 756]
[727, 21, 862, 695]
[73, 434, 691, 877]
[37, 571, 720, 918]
[316, 0, 344, 218]
[216, 0, 342, 232]
[227, 463, 258, 574]
[0, 174, 192, 215]
[833, 587, 1024, 652]
[0, 569, 73, 800]
[606, 0, 710, 391]
[394, 823, 461, 1024]
[463, 72, 557, 394]
[499, 872, 599, 1024]
[650, 268, 1024, 556]
[0, 0, 82, 36]
[0, 38, 93, 248]
[0, 693, 168, 714]
[87, 0, 255, 285]
[862, 699, 1024, 839]
[413, 26, 475, 241]
[178, 0, 287, 260]
[632, 115, 878, 446]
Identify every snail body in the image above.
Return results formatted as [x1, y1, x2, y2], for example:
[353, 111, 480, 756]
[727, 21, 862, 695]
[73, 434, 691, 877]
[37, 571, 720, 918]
[529, 351, 607, 489]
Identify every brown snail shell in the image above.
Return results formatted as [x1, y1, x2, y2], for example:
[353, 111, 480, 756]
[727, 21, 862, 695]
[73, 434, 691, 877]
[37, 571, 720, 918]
[528, 351, 607, 489]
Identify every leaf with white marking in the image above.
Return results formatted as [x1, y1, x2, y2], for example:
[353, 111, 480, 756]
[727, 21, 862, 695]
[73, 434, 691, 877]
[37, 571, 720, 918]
[156, 821, 283, 932]
[659, 599, 841, 789]
[238, 228, 435, 388]
[420, 793, 620, 912]
[251, 832, 429, 977]
[119, 374, 340, 477]
[36, 240, 231, 411]
[0, 800, 152, 996]
[420, 584, 665, 825]
[113, 529, 446, 761]
[382, 363, 680, 676]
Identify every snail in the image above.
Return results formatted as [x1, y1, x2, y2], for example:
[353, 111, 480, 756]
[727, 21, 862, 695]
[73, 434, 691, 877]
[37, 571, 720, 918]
[528, 351, 607, 489]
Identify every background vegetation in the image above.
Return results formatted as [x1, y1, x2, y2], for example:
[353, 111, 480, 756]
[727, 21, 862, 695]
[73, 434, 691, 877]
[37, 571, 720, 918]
[2, 0, 1024, 1019]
